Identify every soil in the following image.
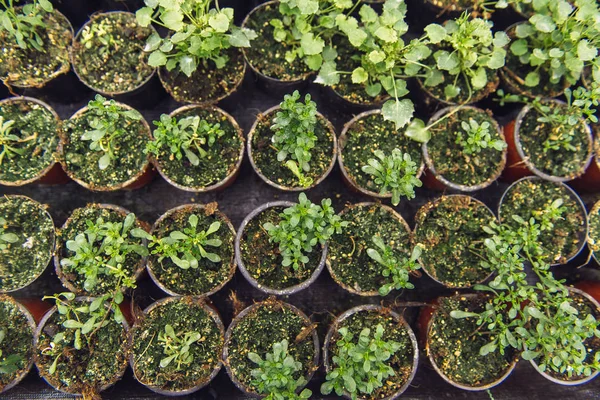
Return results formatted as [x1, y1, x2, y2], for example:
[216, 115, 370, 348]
[0, 99, 59, 184]
[153, 108, 243, 190]
[0, 9, 72, 88]
[340, 112, 423, 195]
[428, 295, 515, 387]
[58, 205, 145, 296]
[426, 0, 473, 11]
[426, 107, 505, 188]
[239, 206, 322, 290]
[414, 195, 495, 287]
[591, 202, 600, 261]
[72, 12, 154, 94]
[328, 204, 412, 294]
[149, 205, 235, 296]
[251, 110, 334, 189]
[518, 102, 591, 179]
[499, 178, 586, 265]
[0, 196, 54, 292]
[226, 300, 315, 394]
[0, 295, 34, 391]
[131, 297, 223, 392]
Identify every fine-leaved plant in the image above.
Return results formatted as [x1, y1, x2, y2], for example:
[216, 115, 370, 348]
[0, 217, 17, 250]
[0, 116, 37, 167]
[0, 0, 53, 50]
[367, 237, 422, 295]
[455, 118, 507, 155]
[158, 324, 201, 370]
[0, 328, 22, 375]
[79, 17, 119, 57]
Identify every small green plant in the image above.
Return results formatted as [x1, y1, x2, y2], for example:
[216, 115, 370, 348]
[79, 17, 118, 57]
[0, 217, 17, 250]
[145, 114, 225, 166]
[248, 339, 312, 400]
[455, 119, 507, 155]
[60, 213, 148, 293]
[80, 95, 143, 170]
[264, 193, 347, 271]
[0, 116, 37, 167]
[158, 324, 201, 370]
[136, 0, 257, 77]
[367, 237, 422, 295]
[361, 148, 422, 206]
[321, 324, 402, 399]
[270, 91, 318, 187]
[0, 0, 53, 50]
[0, 328, 22, 375]
[133, 214, 223, 269]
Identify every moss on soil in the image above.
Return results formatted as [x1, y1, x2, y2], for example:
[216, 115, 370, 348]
[0, 295, 34, 391]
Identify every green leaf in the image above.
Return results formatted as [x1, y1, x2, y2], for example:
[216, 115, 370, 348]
[471, 67, 487, 89]
[374, 26, 397, 43]
[577, 40, 597, 62]
[530, 14, 555, 32]
[315, 61, 339, 85]
[98, 153, 111, 170]
[209, 12, 230, 32]
[351, 67, 368, 84]
[524, 71, 540, 87]
[381, 99, 414, 130]
[510, 39, 528, 56]
[300, 32, 325, 56]
[38, 0, 53, 12]
[148, 50, 167, 67]
[63, 320, 83, 329]
[136, 7, 153, 27]
[425, 24, 447, 44]
[180, 56, 197, 77]
[405, 118, 431, 143]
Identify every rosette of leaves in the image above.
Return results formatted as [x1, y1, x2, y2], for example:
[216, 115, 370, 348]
[0, 0, 53, 50]
[455, 118, 507, 154]
[422, 12, 509, 103]
[157, 324, 201, 370]
[367, 237, 422, 295]
[136, 0, 257, 77]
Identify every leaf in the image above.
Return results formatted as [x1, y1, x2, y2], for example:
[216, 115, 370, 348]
[510, 39, 528, 56]
[63, 320, 83, 329]
[479, 341, 497, 356]
[209, 12, 230, 32]
[577, 40, 597, 61]
[471, 67, 488, 89]
[315, 61, 339, 86]
[38, 0, 53, 12]
[425, 24, 447, 44]
[160, 354, 177, 368]
[300, 32, 325, 56]
[179, 56, 197, 77]
[351, 67, 368, 84]
[524, 71, 540, 87]
[148, 50, 167, 67]
[381, 99, 414, 130]
[530, 14, 555, 32]
[374, 26, 397, 43]
[405, 118, 430, 143]
[98, 153, 111, 170]
[136, 7, 154, 27]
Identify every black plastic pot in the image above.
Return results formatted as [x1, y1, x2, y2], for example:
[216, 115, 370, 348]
[53, 0, 102, 29]
[587, 200, 600, 266]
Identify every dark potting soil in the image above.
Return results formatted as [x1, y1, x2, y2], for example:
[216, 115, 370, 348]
[428, 295, 515, 387]
[153, 108, 243, 190]
[341, 112, 422, 194]
[328, 203, 412, 294]
[414, 195, 495, 287]
[251, 110, 334, 189]
[0, 295, 34, 391]
[226, 301, 315, 393]
[591, 202, 600, 261]
[242, 2, 312, 81]
[0, 9, 72, 88]
[62, 106, 149, 190]
[499, 179, 586, 265]
[58, 205, 145, 296]
[149, 205, 235, 296]
[328, 308, 415, 399]
[427, 107, 504, 187]
[131, 297, 223, 392]
[0, 99, 59, 184]
[72, 12, 154, 94]
[518, 102, 591, 179]
[0, 196, 54, 292]
[239, 207, 322, 290]
[426, 0, 473, 11]
[36, 299, 128, 395]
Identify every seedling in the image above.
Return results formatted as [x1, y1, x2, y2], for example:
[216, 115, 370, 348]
[248, 339, 312, 400]
[0, 0, 53, 50]
[361, 149, 422, 206]
[145, 114, 225, 166]
[264, 193, 347, 271]
[367, 237, 422, 295]
[0, 116, 37, 167]
[455, 119, 506, 155]
[321, 324, 403, 398]
[80, 95, 143, 170]
[136, 0, 257, 77]
[0, 217, 17, 250]
[270, 91, 318, 187]
[158, 324, 201, 370]
[79, 17, 118, 57]
[0, 328, 22, 375]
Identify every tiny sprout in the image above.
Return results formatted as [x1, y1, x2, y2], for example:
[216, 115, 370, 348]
[0, 0, 53, 50]
[0, 217, 18, 250]
[367, 237, 422, 295]
[361, 148, 422, 206]
[0, 116, 37, 166]
[158, 324, 201, 370]
[0, 328, 22, 375]
[455, 119, 506, 155]
[80, 18, 118, 57]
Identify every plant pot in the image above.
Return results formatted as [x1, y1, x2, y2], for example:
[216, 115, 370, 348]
[151, 105, 244, 193]
[248, 105, 337, 191]
[570, 134, 600, 192]
[235, 201, 327, 295]
[575, 281, 600, 304]
[53, 0, 102, 29]
[0, 195, 55, 293]
[34, 296, 130, 397]
[414, 195, 496, 288]
[0, 295, 36, 394]
[326, 202, 414, 296]
[0, 96, 65, 186]
[223, 298, 319, 397]
[424, 294, 518, 390]
[59, 100, 154, 191]
[323, 304, 419, 399]
[422, 106, 507, 192]
[147, 204, 237, 297]
[530, 287, 600, 385]
[241, 1, 313, 95]
[55, 203, 148, 297]
[502, 101, 593, 183]
[101, 0, 145, 11]
[71, 11, 164, 109]
[338, 109, 424, 201]
[587, 200, 600, 265]
[498, 176, 588, 266]
[129, 296, 225, 395]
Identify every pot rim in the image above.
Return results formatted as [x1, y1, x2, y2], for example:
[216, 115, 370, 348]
[422, 105, 507, 192]
[235, 201, 327, 295]
[322, 304, 419, 400]
[128, 295, 225, 396]
[222, 299, 320, 398]
[325, 202, 412, 297]
[147, 203, 237, 297]
[247, 104, 337, 192]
